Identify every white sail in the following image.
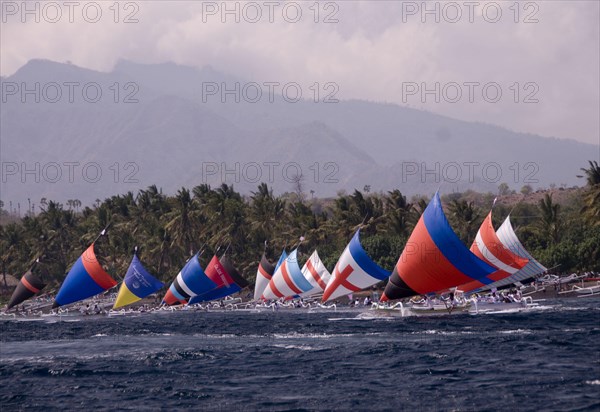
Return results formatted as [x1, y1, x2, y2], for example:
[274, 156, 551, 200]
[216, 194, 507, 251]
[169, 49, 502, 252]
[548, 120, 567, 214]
[491, 215, 548, 288]
[262, 249, 313, 299]
[300, 250, 331, 297]
[253, 254, 275, 301]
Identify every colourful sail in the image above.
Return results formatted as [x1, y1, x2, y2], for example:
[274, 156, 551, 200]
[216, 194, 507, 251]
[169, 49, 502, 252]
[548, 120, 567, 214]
[7, 270, 46, 310]
[113, 255, 164, 309]
[322, 230, 390, 302]
[382, 192, 497, 301]
[253, 253, 275, 300]
[300, 250, 331, 297]
[262, 249, 313, 299]
[162, 254, 217, 306]
[53, 243, 118, 308]
[459, 212, 529, 292]
[487, 215, 547, 288]
[188, 255, 247, 304]
[274, 249, 288, 272]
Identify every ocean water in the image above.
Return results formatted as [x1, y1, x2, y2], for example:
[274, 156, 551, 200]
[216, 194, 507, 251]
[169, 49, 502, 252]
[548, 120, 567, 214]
[1, 298, 599, 411]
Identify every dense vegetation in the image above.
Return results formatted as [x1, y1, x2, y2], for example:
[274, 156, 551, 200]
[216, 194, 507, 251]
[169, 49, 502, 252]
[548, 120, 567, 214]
[1, 161, 599, 291]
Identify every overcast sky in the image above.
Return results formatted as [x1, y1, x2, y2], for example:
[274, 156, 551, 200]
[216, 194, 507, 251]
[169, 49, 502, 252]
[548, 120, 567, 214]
[1, 1, 599, 146]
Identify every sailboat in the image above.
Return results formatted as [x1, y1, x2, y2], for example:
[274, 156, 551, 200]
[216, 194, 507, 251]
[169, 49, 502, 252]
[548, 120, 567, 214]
[322, 230, 390, 302]
[300, 250, 331, 298]
[274, 249, 287, 272]
[253, 253, 276, 301]
[53, 236, 118, 308]
[486, 215, 548, 289]
[458, 211, 529, 292]
[382, 192, 497, 301]
[262, 249, 313, 300]
[6, 263, 46, 310]
[188, 255, 247, 304]
[113, 250, 164, 309]
[162, 253, 217, 306]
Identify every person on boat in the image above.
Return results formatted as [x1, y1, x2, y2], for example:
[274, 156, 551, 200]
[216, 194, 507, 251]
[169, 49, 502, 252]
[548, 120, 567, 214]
[511, 289, 523, 302]
[410, 295, 426, 305]
[441, 292, 456, 306]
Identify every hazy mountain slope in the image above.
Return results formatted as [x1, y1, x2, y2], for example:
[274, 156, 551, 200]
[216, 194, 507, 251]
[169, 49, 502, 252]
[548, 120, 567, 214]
[1, 59, 596, 207]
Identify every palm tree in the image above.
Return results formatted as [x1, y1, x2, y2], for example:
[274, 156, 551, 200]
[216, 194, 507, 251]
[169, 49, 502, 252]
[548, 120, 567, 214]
[164, 188, 201, 258]
[37, 201, 77, 278]
[378, 190, 413, 236]
[578, 160, 600, 226]
[536, 193, 562, 244]
[0, 224, 25, 288]
[248, 183, 286, 245]
[578, 160, 600, 186]
[410, 196, 429, 225]
[447, 199, 481, 243]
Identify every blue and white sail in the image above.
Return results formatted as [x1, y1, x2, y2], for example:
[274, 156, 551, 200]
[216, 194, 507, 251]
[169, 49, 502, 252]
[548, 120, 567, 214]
[262, 249, 313, 299]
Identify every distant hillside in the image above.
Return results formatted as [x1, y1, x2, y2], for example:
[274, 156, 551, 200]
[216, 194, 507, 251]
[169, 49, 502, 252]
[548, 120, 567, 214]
[1, 59, 596, 207]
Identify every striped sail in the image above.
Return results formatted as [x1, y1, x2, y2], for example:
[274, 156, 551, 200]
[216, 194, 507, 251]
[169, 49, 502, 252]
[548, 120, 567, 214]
[458, 212, 529, 292]
[253, 254, 275, 301]
[382, 192, 497, 301]
[53, 243, 118, 308]
[274, 249, 287, 272]
[7, 271, 46, 310]
[300, 250, 331, 297]
[322, 230, 390, 302]
[162, 254, 217, 305]
[262, 249, 313, 299]
[485, 215, 548, 289]
[189, 255, 247, 304]
[113, 255, 164, 309]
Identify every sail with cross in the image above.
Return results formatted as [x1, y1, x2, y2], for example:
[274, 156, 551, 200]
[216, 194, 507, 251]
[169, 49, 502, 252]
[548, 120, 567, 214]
[322, 230, 390, 302]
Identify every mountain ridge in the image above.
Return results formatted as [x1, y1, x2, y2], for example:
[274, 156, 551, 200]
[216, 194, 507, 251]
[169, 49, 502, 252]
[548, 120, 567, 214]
[1, 59, 596, 207]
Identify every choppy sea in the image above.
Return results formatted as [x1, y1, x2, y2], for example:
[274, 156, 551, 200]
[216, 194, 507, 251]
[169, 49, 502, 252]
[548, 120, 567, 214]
[1, 298, 599, 411]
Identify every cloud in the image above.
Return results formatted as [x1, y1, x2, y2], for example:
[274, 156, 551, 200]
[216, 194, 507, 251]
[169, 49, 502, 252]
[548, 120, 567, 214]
[1, 0, 598, 145]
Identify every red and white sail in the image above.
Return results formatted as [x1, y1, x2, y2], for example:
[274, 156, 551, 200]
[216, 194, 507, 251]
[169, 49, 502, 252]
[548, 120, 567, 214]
[253, 254, 275, 301]
[262, 249, 313, 300]
[300, 250, 331, 297]
[490, 215, 548, 288]
[460, 211, 529, 292]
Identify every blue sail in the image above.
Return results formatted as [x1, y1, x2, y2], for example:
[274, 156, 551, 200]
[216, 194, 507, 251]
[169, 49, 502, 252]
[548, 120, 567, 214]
[114, 255, 164, 308]
[163, 254, 217, 305]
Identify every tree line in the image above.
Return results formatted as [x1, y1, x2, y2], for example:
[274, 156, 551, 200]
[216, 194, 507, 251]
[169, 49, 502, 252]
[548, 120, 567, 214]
[1, 161, 599, 291]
